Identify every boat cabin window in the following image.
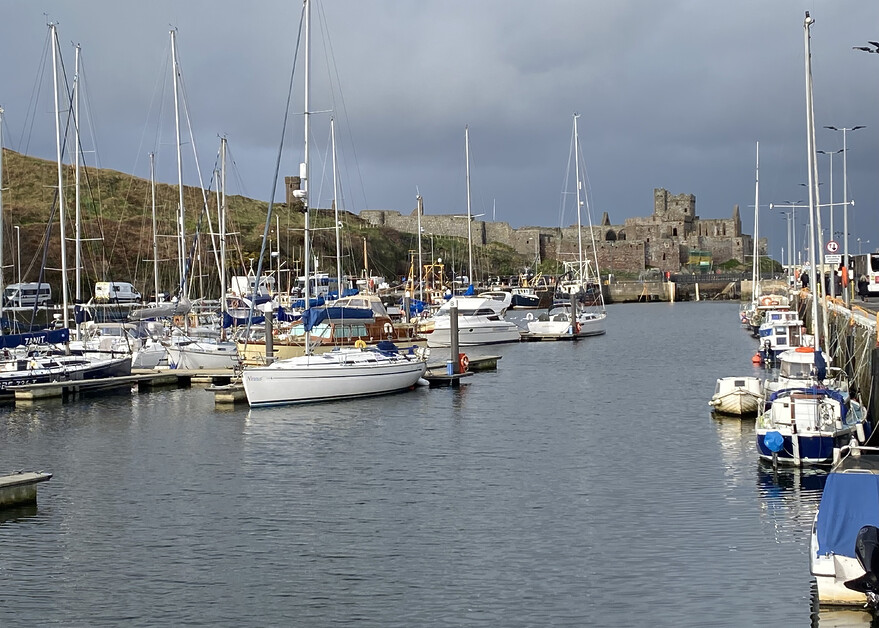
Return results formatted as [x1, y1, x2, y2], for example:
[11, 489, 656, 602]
[781, 360, 812, 379]
[734, 379, 746, 387]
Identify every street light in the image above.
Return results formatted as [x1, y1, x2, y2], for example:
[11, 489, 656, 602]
[859, 238, 870, 255]
[825, 125, 865, 305]
[816, 148, 844, 246]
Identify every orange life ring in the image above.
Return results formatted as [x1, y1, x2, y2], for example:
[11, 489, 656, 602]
[458, 353, 469, 373]
[760, 296, 772, 306]
[574, 322, 581, 334]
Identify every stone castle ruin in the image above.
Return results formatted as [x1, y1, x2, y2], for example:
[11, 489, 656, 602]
[288, 177, 756, 274]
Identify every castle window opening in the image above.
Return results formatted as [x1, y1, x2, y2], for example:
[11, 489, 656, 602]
[673, 227, 678, 237]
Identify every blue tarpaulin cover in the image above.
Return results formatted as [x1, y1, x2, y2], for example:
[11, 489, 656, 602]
[817, 472, 879, 556]
[301, 307, 374, 332]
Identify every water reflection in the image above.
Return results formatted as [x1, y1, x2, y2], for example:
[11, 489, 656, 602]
[0, 503, 38, 524]
[756, 462, 826, 545]
[811, 584, 879, 627]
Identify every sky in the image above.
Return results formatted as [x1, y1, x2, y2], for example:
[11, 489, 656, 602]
[1, 0, 878, 263]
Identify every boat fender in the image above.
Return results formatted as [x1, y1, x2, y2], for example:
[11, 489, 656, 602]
[458, 353, 469, 373]
[354, 339, 367, 349]
[857, 423, 866, 444]
[764, 431, 784, 453]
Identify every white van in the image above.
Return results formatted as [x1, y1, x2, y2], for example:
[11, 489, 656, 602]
[3, 282, 52, 307]
[95, 281, 142, 303]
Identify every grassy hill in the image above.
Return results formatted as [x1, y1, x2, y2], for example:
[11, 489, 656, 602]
[1, 149, 531, 300]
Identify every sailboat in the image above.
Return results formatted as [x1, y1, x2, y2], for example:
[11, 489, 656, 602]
[528, 113, 606, 338]
[241, 0, 426, 407]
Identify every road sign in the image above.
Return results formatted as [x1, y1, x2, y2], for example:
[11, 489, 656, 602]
[826, 240, 839, 253]
[825, 254, 841, 264]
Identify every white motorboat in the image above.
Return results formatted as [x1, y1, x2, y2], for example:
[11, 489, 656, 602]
[708, 376, 764, 416]
[424, 297, 521, 348]
[522, 305, 606, 340]
[810, 445, 879, 607]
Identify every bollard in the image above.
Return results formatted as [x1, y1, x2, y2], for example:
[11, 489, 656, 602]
[450, 303, 460, 374]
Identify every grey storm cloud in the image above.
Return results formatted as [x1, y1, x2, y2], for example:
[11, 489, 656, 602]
[1, 0, 878, 257]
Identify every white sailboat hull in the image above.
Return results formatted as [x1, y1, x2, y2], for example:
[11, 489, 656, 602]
[426, 318, 521, 348]
[242, 349, 427, 406]
[167, 341, 239, 370]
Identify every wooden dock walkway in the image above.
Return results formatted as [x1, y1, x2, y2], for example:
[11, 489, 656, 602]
[8, 368, 236, 404]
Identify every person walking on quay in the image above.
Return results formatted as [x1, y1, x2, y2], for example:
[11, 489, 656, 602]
[801, 271, 810, 290]
[858, 274, 869, 302]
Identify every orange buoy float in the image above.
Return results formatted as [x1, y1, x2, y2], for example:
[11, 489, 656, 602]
[752, 353, 763, 365]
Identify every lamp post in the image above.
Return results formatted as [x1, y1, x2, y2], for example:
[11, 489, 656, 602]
[816, 148, 844, 245]
[824, 125, 865, 305]
[13, 226, 20, 286]
[859, 238, 870, 255]
[770, 200, 806, 274]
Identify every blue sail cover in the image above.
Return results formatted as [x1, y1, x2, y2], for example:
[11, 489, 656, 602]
[301, 307, 373, 332]
[817, 472, 879, 556]
[0, 328, 70, 349]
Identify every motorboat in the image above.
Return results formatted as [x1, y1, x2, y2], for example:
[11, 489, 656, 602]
[242, 342, 427, 406]
[522, 305, 606, 340]
[423, 297, 521, 348]
[756, 348, 870, 466]
[757, 309, 806, 367]
[811, 445, 879, 607]
[708, 376, 764, 417]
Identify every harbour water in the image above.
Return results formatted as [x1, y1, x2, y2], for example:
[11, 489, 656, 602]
[0, 302, 865, 626]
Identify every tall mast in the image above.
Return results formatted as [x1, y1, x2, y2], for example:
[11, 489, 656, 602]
[751, 141, 759, 302]
[171, 29, 186, 296]
[302, 0, 312, 350]
[74, 44, 82, 308]
[150, 152, 159, 307]
[573, 113, 585, 280]
[465, 125, 473, 289]
[51, 24, 70, 330]
[219, 137, 227, 319]
[0, 105, 4, 329]
[803, 12, 821, 352]
[417, 195, 424, 303]
[331, 117, 342, 299]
